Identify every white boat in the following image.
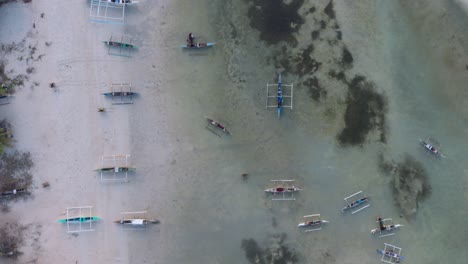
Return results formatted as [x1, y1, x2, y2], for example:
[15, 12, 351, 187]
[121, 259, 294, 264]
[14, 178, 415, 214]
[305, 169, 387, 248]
[265, 180, 301, 200]
[297, 214, 328, 232]
[106, 0, 139, 5]
[114, 219, 159, 225]
[419, 137, 445, 158]
[371, 217, 403, 235]
[264, 186, 301, 194]
[297, 219, 329, 227]
[114, 211, 160, 230]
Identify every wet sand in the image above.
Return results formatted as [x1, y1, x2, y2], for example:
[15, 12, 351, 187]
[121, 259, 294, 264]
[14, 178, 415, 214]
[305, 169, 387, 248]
[1, 0, 468, 263]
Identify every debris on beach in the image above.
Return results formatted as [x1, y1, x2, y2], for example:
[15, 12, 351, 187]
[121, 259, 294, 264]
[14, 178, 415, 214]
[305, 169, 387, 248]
[0, 120, 13, 153]
[0, 63, 27, 95]
[378, 154, 431, 218]
[0, 151, 34, 207]
[241, 233, 299, 264]
[0, 222, 24, 258]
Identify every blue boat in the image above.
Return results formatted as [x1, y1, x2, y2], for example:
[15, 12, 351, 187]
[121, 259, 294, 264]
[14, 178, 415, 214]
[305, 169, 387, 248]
[377, 249, 404, 262]
[277, 74, 283, 118]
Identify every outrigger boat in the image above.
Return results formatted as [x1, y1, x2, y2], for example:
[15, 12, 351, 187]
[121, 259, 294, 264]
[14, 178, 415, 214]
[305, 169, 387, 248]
[58, 216, 100, 223]
[265, 180, 302, 200]
[341, 197, 370, 212]
[105, 0, 139, 5]
[95, 166, 136, 173]
[1, 188, 27, 196]
[298, 214, 329, 232]
[377, 250, 404, 263]
[371, 217, 404, 237]
[341, 191, 370, 214]
[102, 40, 136, 49]
[277, 74, 283, 118]
[114, 211, 160, 230]
[265, 186, 302, 194]
[206, 117, 231, 135]
[114, 219, 160, 225]
[419, 137, 445, 158]
[103, 34, 136, 57]
[181, 42, 215, 49]
[377, 243, 404, 263]
[60, 206, 98, 233]
[102, 91, 138, 97]
[266, 73, 293, 118]
[98, 155, 134, 183]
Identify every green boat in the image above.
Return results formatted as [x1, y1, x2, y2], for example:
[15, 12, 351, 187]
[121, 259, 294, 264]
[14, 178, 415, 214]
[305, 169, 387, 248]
[103, 40, 136, 49]
[58, 216, 100, 223]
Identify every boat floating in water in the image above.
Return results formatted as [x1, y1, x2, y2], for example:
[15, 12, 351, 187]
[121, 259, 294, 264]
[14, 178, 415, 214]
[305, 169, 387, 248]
[265, 179, 302, 201]
[206, 117, 231, 136]
[298, 214, 329, 232]
[266, 72, 293, 118]
[377, 243, 404, 263]
[371, 217, 404, 238]
[419, 137, 445, 158]
[341, 191, 370, 214]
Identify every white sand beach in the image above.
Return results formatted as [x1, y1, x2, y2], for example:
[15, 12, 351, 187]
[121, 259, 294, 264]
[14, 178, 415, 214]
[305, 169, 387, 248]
[1, 0, 468, 263]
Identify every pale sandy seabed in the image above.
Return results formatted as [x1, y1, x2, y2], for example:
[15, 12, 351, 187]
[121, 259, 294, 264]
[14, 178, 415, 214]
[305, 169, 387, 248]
[0, 0, 468, 263]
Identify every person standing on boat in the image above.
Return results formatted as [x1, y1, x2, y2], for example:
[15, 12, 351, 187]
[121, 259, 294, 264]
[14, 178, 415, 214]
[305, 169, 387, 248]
[377, 217, 386, 231]
[277, 91, 282, 108]
[187, 33, 195, 47]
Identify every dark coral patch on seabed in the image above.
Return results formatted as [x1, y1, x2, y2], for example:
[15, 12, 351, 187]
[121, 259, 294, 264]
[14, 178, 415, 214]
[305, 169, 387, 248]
[378, 154, 431, 218]
[247, 0, 305, 44]
[294, 45, 321, 75]
[337, 76, 388, 146]
[341, 47, 354, 68]
[241, 234, 299, 264]
[304, 77, 326, 101]
[324, 0, 336, 19]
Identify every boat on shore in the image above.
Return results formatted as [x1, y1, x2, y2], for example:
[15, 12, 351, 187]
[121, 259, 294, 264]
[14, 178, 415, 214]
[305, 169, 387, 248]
[181, 42, 216, 49]
[105, 0, 139, 5]
[114, 219, 159, 225]
[95, 166, 136, 172]
[1, 188, 27, 196]
[58, 216, 100, 223]
[102, 40, 136, 49]
[102, 91, 138, 96]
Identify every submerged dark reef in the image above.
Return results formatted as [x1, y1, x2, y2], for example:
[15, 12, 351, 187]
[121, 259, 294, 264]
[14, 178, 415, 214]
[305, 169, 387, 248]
[241, 233, 299, 264]
[247, 0, 305, 45]
[337, 75, 388, 146]
[250, 0, 389, 146]
[378, 154, 431, 218]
